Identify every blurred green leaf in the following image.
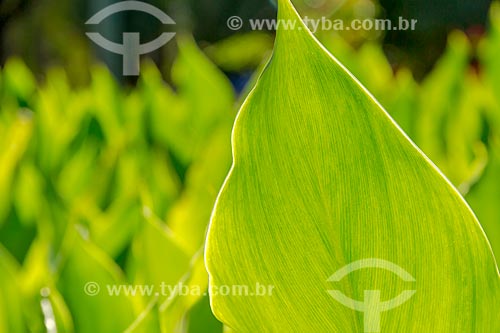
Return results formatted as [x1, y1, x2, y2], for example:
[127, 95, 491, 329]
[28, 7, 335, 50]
[89, 66, 125, 147]
[57, 232, 137, 333]
[169, 37, 235, 165]
[0, 245, 26, 333]
[384, 68, 419, 139]
[0, 114, 33, 224]
[467, 0, 500, 260]
[204, 33, 274, 72]
[36, 70, 89, 174]
[158, 253, 212, 333]
[466, 142, 500, 268]
[444, 73, 489, 193]
[416, 31, 471, 182]
[14, 162, 45, 226]
[168, 121, 233, 254]
[185, 294, 223, 333]
[1, 58, 36, 107]
[129, 211, 190, 300]
[20, 237, 74, 333]
[481, 1, 500, 98]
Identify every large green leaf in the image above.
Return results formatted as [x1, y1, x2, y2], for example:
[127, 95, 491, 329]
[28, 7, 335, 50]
[205, 0, 500, 332]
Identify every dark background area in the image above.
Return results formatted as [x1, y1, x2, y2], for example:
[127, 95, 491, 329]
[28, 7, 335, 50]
[0, 0, 493, 83]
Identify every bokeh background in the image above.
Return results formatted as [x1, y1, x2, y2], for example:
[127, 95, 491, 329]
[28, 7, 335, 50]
[1, 0, 499, 332]
[0, 0, 493, 82]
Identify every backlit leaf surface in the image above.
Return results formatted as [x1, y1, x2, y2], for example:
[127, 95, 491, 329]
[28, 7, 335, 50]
[205, 0, 500, 331]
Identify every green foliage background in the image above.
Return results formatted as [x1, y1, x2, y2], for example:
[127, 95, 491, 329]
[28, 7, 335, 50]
[0, 1, 500, 332]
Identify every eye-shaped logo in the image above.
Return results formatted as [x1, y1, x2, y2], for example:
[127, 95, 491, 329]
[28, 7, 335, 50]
[86, 1, 176, 76]
[327, 259, 416, 333]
